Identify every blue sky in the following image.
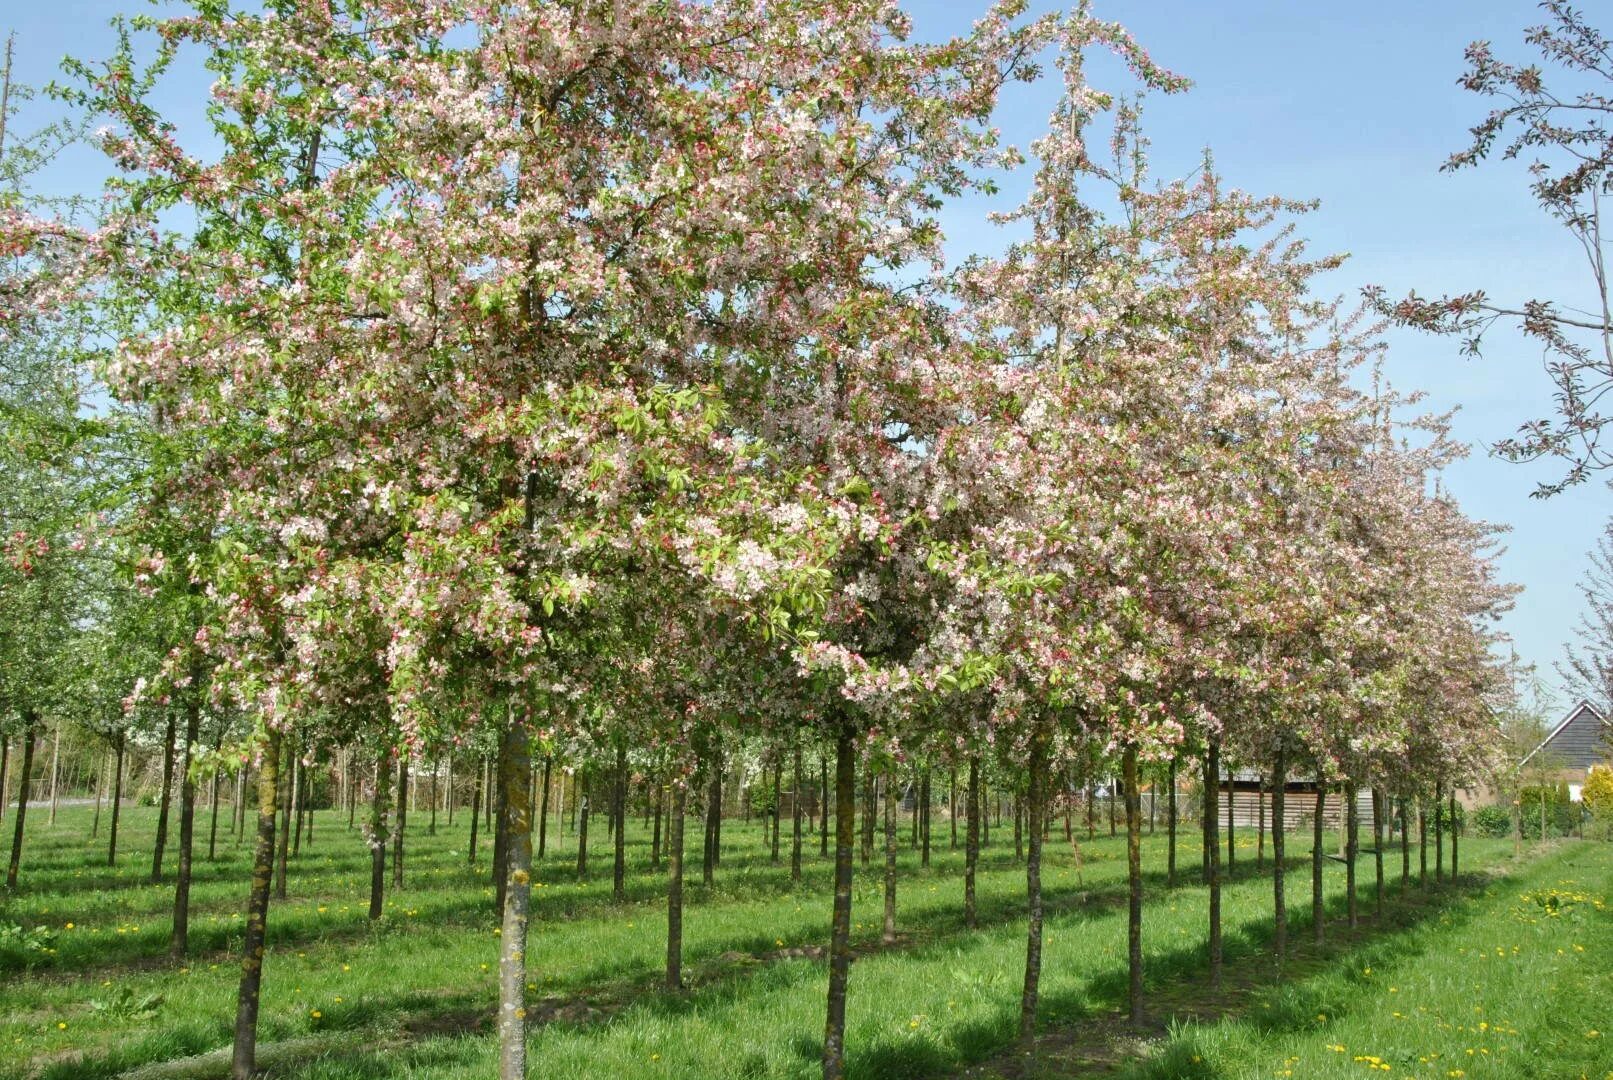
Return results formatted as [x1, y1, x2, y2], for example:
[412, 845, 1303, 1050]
[7, 0, 1609, 710]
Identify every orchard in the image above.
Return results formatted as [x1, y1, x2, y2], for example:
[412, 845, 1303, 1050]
[2, 3, 1609, 1080]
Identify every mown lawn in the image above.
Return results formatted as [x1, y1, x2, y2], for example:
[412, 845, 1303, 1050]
[0, 805, 1605, 1079]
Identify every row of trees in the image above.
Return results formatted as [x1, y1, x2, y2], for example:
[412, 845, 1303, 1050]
[2, 3, 1518, 1080]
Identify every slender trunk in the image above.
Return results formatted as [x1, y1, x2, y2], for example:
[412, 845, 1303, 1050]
[1401, 796, 1411, 887]
[1418, 796, 1428, 886]
[964, 753, 980, 929]
[93, 751, 106, 838]
[1109, 772, 1117, 837]
[468, 757, 482, 866]
[1345, 780, 1359, 930]
[792, 740, 804, 882]
[1434, 781, 1444, 883]
[1312, 780, 1327, 945]
[1124, 744, 1143, 1024]
[393, 759, 408, 890]
[274, 739, 291, 901]
[949, 764, 958, 850]
[575, 771, 590, 881]
[496, 722, 533, 1080]
[860, 763, 874, 868]
[208, 732, 223, 862]
[230, 732, 279, 1080]
[882, 768, 897, 944]
[651, 784, 662, 870]
[291, 756, 303, 857]
[1014, 792, 1024, 861]
[1257, 772, 1266, 870]
[919, 768, 931, 869]
[666, 778, 686, 989]
[5, 722, 38, 888]
[493, 749, 509, 909]
[446, 756, 454, 828]
[152, 712, 177, 883]
[1372, 787, 1385, 920]
[108, 738, 125, 867]
[0, 736, 8, 828]
[368, 752, 389, 920]
[47, 723, 60, 826]
[821, 725, 856, 1080]
[820, 752, 830, 856]
[613, 745, 627, 902]
[1020, 735, 1047, 1043]
[1449, 790, 1459, 879]
[429, 757, 438, 836]
[171, 697, 201, 958]
[771, 754, 783, 863]
[538, 757, 551, 860]
[1167, 757, 1177, 888]
[1226, 769, 1235, 874]
[1206, 740, 1222, 988]
[1272, 748, 1287, 966]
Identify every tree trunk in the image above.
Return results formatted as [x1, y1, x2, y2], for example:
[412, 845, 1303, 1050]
[1418, 795, 1428, 885]
[613, 744, 627, 902]
[919, 767, 931, 869]
[1372, 787, 1385, 920]
[949, 764, 958, 850]
[1167, 757, 1177, 888]
[1434, 781, 1444, 883]
[468, 756, 482, 866]
[771, 753, 783, 863]
[575, 771, 589, 881]
[965, 753, 981, 929]
[1256, 772, 1266, 870]
[393, 758, 408, 889]
[882, 767, 897, 944]
[792, 740, 804, 882]
[496, 722, 533, 1080]
[47, 723, 60, 826]
[1401, 796, 1410, 887]
[291, 756, 303, 857]
[152, 712, 177, 883]
[208, 731, 224, 862]
[108, 737, 125, 867]
[820, 752, 830, 857]
[1014, 793, 1024, 861]
[230, 732, 279, 1080]
[1206, 739, 1222, 988]
[1124, 744, 1143, 1024]
[1345, 779, 1359, 930]
[1272, 748, 1287, 966]
[1226, 769, 1235, 874]
[368, 751, 389, 920]
[274, 738, 291, 901]
[1312, 781, 1327, 945]
[1449, 789, 1459, 879]
[0, 736, 8, 829]
[538, 757, 551, 860]
[860, 762, 874, 868]
[429, 757, 438, 836]
[93, 751, 106, 839]
[651, 783, 662, 870]
[1020, 735, 1047, 1043]
[666, 778, 686, 989]
[821, 725, 857, 1080]
[171, 696, 201, 958]
[5, 720, 38, 888]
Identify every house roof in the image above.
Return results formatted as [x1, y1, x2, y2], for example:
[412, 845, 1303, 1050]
[1519, 700, 1610, 769]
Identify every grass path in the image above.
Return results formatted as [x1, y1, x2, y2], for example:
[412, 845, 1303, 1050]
[1, 807, 1606, 1079]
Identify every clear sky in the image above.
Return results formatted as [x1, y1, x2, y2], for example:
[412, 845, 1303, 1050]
[7, 0, 1610, 710]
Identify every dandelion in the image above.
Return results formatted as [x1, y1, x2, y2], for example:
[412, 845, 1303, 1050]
[310, 1010, 322, 1019]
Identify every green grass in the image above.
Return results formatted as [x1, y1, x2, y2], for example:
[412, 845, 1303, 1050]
[0, 803, 1606, 1080]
